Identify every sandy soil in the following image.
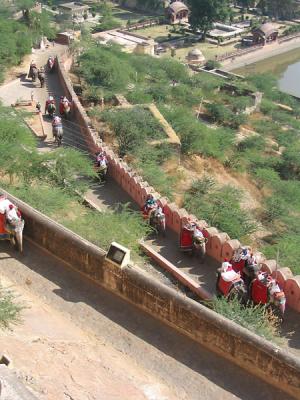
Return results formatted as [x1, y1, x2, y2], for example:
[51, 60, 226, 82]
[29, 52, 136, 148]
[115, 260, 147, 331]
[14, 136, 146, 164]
[0, 275, 174, 400]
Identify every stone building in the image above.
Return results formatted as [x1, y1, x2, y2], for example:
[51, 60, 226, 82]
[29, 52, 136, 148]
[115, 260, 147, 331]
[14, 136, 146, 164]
[186, 48, 205, 65]
[58, 2, 90, 20]
[252, 23, 278, 45]
[166, 1, 189, 24]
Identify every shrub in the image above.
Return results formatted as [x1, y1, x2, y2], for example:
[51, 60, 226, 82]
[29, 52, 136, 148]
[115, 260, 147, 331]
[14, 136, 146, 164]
[160, 105, 234, 160]
[210, 296, 282, 344]
[0, 287, 24, 330]
[92, 17, 121, 32]
[184, 178, 256, 239]
[262, 196, 286, 223]
[263, 236, 300, 276]
[100, 107, 165, 157]
[205, 60, 221, 70]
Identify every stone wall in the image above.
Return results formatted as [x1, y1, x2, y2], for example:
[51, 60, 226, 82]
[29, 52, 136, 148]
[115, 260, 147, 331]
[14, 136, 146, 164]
[55, 55, 300, 312]
[1, 189, 300, 400]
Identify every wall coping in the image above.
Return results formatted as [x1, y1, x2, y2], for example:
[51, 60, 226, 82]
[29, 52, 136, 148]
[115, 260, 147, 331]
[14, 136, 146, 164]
[2, 187, 300, 399]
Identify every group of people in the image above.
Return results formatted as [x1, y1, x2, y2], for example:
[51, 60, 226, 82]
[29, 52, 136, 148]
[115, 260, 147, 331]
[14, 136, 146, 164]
[43, 95, 71, 116]
[218, 248, 284, 310]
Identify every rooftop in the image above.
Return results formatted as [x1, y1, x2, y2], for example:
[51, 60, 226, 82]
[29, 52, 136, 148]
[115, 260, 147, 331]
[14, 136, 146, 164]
[168, 1, 188, 13]
[59, 2, 89, 10]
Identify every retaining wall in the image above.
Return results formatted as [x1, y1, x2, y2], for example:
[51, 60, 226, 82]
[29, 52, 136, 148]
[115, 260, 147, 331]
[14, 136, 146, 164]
[55, 55, 300, 312]
[2, 189, 300, 399]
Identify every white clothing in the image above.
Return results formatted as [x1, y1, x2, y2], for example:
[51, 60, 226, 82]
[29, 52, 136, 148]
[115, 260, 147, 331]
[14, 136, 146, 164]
[193, 228, 204, 238]
[221, 261, 232, 273]
[0, 199, 13, 214]
[221, 270, 239, 282]
[6, 207, 19, 223]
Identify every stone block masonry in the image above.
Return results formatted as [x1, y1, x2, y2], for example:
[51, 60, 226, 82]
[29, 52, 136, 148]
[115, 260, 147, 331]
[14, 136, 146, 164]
[2, 188, 300, 400]
[55, 54, 300, 312]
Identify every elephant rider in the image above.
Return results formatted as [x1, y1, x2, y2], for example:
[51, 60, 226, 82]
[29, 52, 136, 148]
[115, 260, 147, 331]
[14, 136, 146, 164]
[52, 115, 62, 128]
[59, 96, 71, 115]
[48, 56, 54, 66]
[143, 194, 157, 218]
[6, 204, 21, 226]
[185, 220, 204, 241]
[45, 96, 55, 114]
[95, 152, 107, 168]
[247, 252, 258, 267]
[220, 258, 233, 273]
[232, 246, 249, 262]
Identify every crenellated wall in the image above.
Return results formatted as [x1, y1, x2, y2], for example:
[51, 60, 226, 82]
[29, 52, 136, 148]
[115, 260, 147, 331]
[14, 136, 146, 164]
[56, 54, 300, 312]
[2, 188, 300, 400]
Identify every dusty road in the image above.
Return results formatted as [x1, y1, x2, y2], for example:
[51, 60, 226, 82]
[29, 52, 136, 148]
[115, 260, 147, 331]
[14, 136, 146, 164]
[0, 241, 296, 400]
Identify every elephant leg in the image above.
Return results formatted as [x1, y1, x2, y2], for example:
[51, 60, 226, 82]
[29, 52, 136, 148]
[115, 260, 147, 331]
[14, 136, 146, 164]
[15, 230, 23, 253]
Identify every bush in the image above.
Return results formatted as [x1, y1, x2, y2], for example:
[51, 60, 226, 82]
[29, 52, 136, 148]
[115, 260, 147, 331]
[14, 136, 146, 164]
[100, 107, 165, 157]
[210, 296, 282, 344]
[92, 17, 121, 32]
[262, 196, 286, 223]
[263, 235, 300, 276]
[160, 105, 234, 160]
[205, 60, 221, 70]
[184, 178, 256, 239]
[0, 286, 24, 330]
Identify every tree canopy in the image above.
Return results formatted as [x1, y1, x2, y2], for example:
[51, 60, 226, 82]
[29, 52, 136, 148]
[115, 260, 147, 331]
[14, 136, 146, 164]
[187, 0, 230, 35]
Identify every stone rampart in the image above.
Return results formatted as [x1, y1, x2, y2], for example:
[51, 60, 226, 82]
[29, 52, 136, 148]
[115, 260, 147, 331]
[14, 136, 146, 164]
[1, 189, 300, 400]
[55, 55, 300, 312]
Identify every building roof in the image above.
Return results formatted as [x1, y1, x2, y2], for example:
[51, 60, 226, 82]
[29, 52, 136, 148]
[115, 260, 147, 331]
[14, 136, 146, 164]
[188, 48, 203, 57]
[253, 22, 278, 38]
[168, 1, 188, 14]
[59, 2, 89, 10]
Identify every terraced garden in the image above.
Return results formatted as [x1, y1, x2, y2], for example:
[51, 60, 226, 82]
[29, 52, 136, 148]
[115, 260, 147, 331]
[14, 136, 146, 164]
[71, 40, 300, 275]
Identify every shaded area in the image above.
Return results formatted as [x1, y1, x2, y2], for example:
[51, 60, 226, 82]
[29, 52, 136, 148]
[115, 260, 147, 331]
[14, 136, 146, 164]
[0, 241, 295, 400]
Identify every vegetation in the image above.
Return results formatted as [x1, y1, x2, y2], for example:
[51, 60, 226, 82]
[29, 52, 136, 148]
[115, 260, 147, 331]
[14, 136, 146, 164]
[211, 296, 282, 344]
[91, 2, 121, 33]
[184, 177, 255, 239]
[0, 286, 24, 330]
[94, 106, 175, 198]
[0, 1, 56, 82]
[74, 40, 300, 274]
[0, 105, 150, 257]
[187, 0, 230, 37]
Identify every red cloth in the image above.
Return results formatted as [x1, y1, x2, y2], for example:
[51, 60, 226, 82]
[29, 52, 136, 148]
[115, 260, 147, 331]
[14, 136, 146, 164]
[180, 227, 193, 248]
[59, 102, 64, 114]
[0, 213, 6, 235]
[251, 279, 268, 304]
[218, 277, 232, 297]
[231, 259, 245, 274]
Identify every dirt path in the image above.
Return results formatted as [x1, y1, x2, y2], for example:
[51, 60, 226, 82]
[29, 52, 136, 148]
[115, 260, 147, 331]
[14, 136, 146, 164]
[0, 242, 295, 400]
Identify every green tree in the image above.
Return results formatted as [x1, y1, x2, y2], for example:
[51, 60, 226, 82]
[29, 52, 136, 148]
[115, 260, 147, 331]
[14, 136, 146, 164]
[264, 0, 297, 19]
[15, 0, 35, 18]
[187, 0, 230, 37]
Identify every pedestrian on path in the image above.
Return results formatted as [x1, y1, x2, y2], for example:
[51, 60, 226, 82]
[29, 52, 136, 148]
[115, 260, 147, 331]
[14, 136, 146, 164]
[31, 91, 34, 103]
[36, 101, 41, 113]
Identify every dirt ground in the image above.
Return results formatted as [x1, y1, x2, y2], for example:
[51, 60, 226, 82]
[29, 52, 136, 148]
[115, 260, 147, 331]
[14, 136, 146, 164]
[0, 274, 174, 400]
[0, 242, 296, 400]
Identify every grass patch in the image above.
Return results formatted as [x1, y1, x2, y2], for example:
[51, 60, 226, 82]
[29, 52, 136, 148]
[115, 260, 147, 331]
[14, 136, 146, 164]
[211, 296, 282, 344]
[0, 287, 24, 330]
[184, 177, 255, 240]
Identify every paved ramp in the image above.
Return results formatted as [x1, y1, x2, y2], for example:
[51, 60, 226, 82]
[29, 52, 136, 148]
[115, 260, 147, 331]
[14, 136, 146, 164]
[0, 242, 294, 400]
